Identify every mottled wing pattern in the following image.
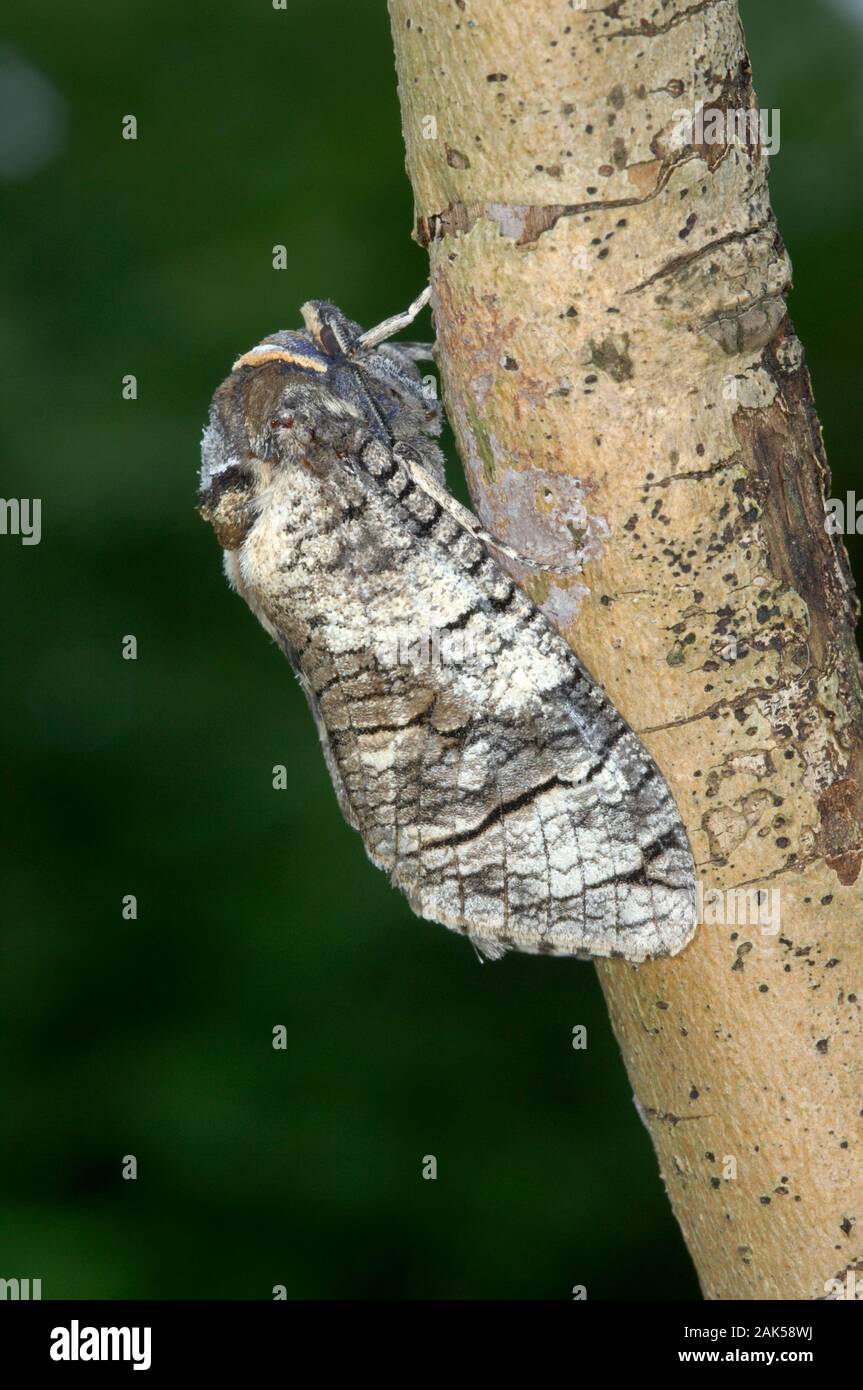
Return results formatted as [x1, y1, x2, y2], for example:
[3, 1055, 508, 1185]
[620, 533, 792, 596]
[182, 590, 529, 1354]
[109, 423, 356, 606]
[284, 437, 696, 962]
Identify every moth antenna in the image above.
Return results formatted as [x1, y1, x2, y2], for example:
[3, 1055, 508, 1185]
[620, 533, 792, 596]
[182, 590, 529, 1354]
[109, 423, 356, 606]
[355, 285, 432, 352]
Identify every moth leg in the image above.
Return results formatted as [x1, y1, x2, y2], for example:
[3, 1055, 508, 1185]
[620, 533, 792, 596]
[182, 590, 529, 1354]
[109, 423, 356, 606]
[394, 342, 436, 363]
[482, 534, 584, 578]
[355, 285, 432, 352]
[395, 447, 585, 578]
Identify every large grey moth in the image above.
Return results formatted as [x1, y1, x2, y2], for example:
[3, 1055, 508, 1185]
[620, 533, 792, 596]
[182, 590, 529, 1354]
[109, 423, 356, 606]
[199, 289, 697, 962]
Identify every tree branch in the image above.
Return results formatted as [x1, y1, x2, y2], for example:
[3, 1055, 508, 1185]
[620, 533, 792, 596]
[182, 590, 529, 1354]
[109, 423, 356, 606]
[389, 0, 863, 1299]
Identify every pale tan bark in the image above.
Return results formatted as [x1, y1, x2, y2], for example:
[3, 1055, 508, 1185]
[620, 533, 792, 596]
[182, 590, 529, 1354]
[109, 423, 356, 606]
[388, 0, 863, 1300]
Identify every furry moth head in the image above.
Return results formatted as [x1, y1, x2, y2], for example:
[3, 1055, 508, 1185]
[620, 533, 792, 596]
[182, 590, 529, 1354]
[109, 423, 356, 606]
[200, 294, 442, 550]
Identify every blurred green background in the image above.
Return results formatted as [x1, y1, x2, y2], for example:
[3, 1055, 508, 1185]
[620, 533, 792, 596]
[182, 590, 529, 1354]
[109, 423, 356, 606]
[1, 0, 860, 1300]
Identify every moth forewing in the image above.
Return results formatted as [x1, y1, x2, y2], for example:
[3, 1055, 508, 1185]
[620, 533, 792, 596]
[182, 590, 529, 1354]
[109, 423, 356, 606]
[199, 295, 698, 963]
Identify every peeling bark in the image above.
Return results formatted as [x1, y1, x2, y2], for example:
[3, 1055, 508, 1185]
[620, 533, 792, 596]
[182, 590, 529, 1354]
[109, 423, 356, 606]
[388, 0, 863, 1300]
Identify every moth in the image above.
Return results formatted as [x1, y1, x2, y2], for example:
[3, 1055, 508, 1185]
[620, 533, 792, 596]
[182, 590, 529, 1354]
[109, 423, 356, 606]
[199, 288, 697, 962]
